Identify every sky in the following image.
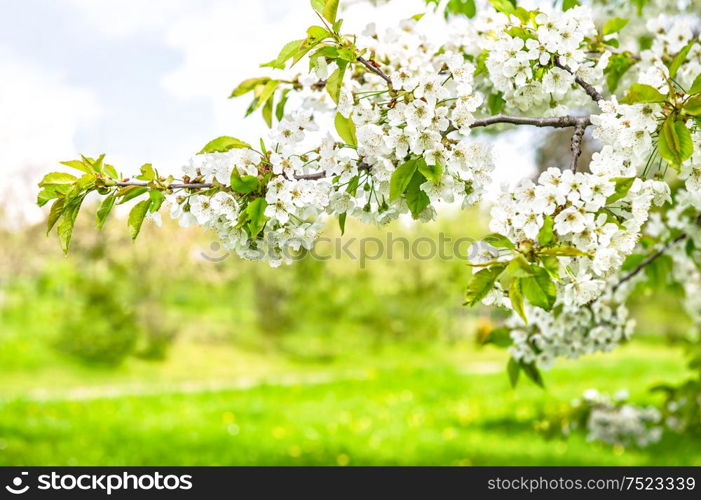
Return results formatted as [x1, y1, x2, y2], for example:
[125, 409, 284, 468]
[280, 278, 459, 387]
[0, 0, 537, 227]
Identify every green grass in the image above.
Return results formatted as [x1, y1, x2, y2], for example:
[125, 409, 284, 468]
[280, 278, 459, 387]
[0, 342, 698, 466]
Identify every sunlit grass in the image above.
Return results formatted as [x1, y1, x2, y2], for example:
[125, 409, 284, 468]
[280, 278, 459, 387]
[0, 342, 697, 466]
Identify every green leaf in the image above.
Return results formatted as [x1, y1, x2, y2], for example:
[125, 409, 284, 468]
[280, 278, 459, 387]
[262, 92, 274, 128]
[96, 194, 116, 230]
[689, 74, 701, 95]
[507, 357, 521, 388]
[488, 0, 515, 15]
[118, 186, 148, 204]
[605, 53, 636, 93]
[339, 212, 347, 235]
[246, 80, 279, 117]
[538, 246, 588, 257]
[326, 61, 347, 104]
[389, 159, 418, 201]
[562, 0, 580, 11]
[537, 216, 554, 247]
[487, 92, 505, 114]
[540, 255, 560, 279]
[198, 136, 251, 154]
[231, 171, 260, 194]
[405, 171, 430, 219]
[606, 176, 636, 204]
[668, 41, 695, 79]
[230, 77, 271, 98]
[417, 157, 443, 185]
[521, 267, 556, 311]
[46, 198, 65, 235]
[658, 116, 693, 167]
[521, 361, 545, 388]
[137, 163, 156, 181]
[334, 112, 357, 147]
[60, 159, 93, 174]
[148, 190, 166, 213]
[620, 83, 666, 104]
[322, 0, 339, 24]
[684, 95, 701, 116]
[261, 39, 305, 70]
[128, 199, 152, 240]
[245, 198, 268, 238]
[57, 194, 87, 254]
[276, 89, 291, 122]
[603, 17, 629, 36]
[465, 263, 506, 307]
[483, 233, 514, 249]
[39, 172, 77, 188]
[503, 254, 534, 279]
[509, 278, 527, 323]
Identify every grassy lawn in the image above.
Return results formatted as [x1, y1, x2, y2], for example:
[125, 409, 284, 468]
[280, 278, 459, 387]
[0, 341, 699, 466]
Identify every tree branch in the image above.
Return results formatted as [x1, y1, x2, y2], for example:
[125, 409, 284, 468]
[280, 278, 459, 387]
[470, 114, 590, 129]
[611, 233, 688, 293]
[569, 122, 587, 172]
[554, 57, 604, 103]
[113, 114, 592, 191]
[356, 56, 394, 88]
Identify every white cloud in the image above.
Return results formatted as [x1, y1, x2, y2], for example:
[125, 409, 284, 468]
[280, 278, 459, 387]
[0, 45, 100, 227]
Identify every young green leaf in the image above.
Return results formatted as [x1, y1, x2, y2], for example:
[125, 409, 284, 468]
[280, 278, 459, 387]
[334, 112, 357, 147]
[417, 157, 443, 185]
[483, 233, 514, 249]
[606, 177, 635, 204]
[509, 278, 527, 323]
[465, 263, 507, 307]
[389, 159, 418, 201]
[46, 198, 66, 235]
[57, 194, 87, 254]
[658, 117, 693, 167]
[602, 17, 629, 36]
[245, 198, 268, 238]
[689, 74, 701, 95]
[261, 40, 305, 70]
[128, 199, 152, 240]
[230, 77, 271, 98]
[96, 194, 117, 230]
[148, 190, 166, 213]
[404, 171, 430, 219]
[60, 159, 93, 174]
[338, 212, 347, 235]
[137, 163, 156, 181]
[231, 172, 260, 194]
[668, 40, 695, 79]
[520, 267, 556, 311]
[537, 216, 554, 247]
[507, 357, 521, 388]
[619, 83, 666, 104]
[684, 95, 701, 116]
[538, 246, 588, 257]
[199, 136, 251, 154]
[326, 61, 347, 104]
[521, 361, 545, 388]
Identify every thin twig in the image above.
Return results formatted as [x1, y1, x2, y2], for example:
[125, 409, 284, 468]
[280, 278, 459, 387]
[356, 55, 394, 88]
[611, 233, 687, 293]
[554, 56, 604, 103]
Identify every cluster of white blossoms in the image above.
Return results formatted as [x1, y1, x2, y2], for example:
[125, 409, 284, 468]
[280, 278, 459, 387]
[480, 97, 673, 368]
[469, 6, 604, 113]
[636, 15, 701, 93]
[571, 389, 663, 448]
[166, 16, 497, 265]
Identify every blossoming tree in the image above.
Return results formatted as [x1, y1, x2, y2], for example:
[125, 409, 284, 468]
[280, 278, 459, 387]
[37, 0, 701, 429]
